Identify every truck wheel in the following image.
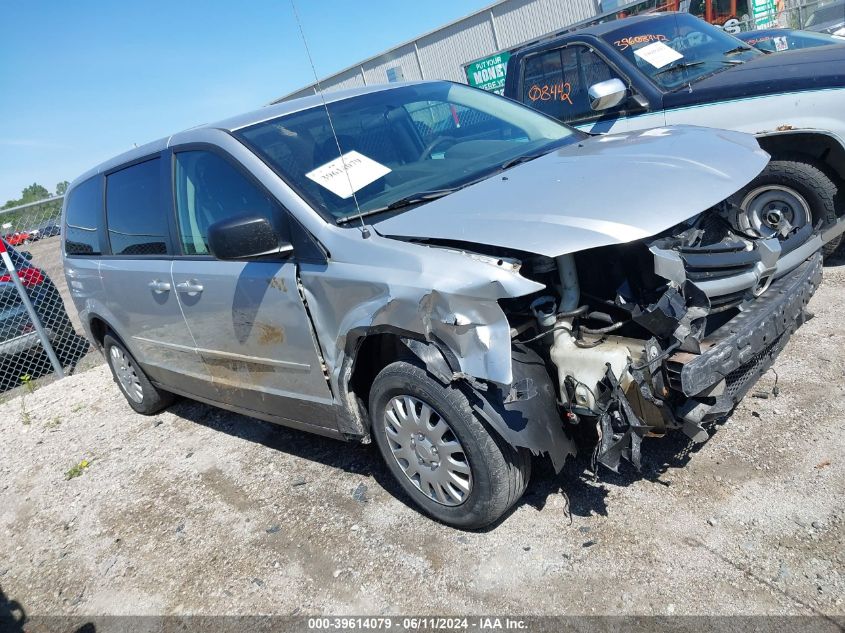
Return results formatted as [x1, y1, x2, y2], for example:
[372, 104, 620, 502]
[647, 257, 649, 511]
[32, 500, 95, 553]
[104, 334, 174, 414]
[369, 361, 530, 529]
[734, 159, 840, 257]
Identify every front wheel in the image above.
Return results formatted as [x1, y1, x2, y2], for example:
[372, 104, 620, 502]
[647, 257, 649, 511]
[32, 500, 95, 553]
[369, 361, 530, 529]
[733, 159, 841, 257]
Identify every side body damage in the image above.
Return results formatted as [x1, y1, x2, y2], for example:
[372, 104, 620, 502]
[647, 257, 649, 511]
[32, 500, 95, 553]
[298, 242, 579, 470]
[300, 194, 822, 475]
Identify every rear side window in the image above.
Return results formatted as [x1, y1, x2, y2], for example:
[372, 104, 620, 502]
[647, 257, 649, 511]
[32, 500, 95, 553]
[105, 158, 169, 256]
[64, 176, 102, 256]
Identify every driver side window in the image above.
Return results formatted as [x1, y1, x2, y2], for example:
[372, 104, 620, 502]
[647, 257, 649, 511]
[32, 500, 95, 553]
[523, 45, 624, 125]
[174, 150, 282, 255]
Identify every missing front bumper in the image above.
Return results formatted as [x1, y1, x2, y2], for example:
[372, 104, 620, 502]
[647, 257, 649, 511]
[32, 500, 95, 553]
[667, 251, 822, 423]
[594, 252, 822, 472]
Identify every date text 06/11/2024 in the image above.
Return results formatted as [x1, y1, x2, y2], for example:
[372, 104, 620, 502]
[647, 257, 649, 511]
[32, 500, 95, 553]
[306, 616, 529, 630]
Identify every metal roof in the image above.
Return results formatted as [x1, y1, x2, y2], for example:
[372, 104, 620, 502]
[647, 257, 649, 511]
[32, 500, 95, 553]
[269, 0, 601, 103]
[268, 0, 516, 104]
[511, 12, 670, 57]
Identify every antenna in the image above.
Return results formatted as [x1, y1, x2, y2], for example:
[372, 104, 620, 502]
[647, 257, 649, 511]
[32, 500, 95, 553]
[289, 0, 370, 238]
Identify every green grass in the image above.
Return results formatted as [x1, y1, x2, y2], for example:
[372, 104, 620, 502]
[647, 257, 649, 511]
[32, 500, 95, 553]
[65, 459, 91, 480]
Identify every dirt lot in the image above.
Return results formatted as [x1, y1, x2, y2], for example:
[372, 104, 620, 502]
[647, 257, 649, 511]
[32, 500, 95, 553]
[0, 259, 843, 618]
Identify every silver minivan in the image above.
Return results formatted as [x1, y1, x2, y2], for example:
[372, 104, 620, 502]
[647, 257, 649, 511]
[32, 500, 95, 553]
[63, 81, 822, 528]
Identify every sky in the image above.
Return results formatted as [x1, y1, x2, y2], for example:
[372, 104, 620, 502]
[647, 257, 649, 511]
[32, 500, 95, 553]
[0, 0, 491, 204]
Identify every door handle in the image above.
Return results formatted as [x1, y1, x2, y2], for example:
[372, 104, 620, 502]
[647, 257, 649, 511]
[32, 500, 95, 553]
[175, 279, 204, 295]
[148, 279, 171, 294]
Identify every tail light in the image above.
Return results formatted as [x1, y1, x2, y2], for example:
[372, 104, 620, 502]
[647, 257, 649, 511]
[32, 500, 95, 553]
[0, 267, 46, 287]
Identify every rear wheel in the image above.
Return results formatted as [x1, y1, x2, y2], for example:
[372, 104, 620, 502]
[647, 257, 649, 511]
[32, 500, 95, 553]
[733, 159, 841, 258]
[104, 333, 174, 414]
[369, 360, 530, 529]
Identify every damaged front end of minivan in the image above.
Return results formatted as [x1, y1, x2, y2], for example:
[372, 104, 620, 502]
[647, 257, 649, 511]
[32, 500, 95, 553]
[512, 200, 822, 473]
[361, 196, 823, 475]
[299, 125, 826, 477]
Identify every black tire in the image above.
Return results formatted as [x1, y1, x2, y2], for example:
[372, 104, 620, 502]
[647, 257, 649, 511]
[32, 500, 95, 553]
[103, 333, 174, 415]
[369, 361, 530, 529]
[733, 159, 841, 257]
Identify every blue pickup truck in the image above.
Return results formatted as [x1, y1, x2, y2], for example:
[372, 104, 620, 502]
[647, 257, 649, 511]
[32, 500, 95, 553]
[503, 12, 845, 256]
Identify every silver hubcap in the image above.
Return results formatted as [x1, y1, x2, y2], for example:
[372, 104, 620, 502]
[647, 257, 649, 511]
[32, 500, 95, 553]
[383, 395, 472, 506]
[110, 345, 144, 403]
[739, 185, 811, 239]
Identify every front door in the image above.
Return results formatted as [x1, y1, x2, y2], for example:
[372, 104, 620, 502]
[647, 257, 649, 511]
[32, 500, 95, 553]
[168, 148, 336, 430]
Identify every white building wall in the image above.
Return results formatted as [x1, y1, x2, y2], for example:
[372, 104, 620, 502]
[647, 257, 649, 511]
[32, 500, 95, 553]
[491, 0, 599, 49]
[362, 44, 424, 84]
[416, 12, 499, 83]
[272, 0, 601, 103]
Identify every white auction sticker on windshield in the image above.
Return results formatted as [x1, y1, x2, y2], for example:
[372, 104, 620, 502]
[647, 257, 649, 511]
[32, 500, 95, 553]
[306, 150, 391, 199]
[634, 41, 684, 68]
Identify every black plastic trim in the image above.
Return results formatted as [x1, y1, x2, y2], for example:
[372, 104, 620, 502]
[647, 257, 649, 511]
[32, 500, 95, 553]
[671, 252, 822, 398]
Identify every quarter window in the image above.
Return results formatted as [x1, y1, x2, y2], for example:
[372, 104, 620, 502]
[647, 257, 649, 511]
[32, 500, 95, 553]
[174, 150, 281, 255]
[105, 158, 169, 256]
[64, 176, 102, 256]
[523, 45, 624, 125]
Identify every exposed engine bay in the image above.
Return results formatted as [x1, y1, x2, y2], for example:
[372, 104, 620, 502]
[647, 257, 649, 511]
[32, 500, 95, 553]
[436, 200, 823, 472]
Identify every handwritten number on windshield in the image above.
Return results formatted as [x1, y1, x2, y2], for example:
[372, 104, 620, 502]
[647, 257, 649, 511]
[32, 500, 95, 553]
[614, 34, 668, 51]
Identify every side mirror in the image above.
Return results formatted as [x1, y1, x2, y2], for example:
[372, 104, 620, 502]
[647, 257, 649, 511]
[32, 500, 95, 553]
[207, 214, 293, 261]
[588, 78, 628, 111]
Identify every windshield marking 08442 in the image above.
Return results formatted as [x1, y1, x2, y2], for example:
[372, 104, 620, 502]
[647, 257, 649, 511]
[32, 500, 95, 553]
[235, 82, 579, 225]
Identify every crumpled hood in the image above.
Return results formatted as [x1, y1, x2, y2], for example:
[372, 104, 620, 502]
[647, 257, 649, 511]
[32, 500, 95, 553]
[374, 125, 769, 257]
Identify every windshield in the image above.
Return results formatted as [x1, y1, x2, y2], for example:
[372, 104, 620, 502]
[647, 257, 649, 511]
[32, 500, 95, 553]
[235, 82, 578, 223]
[741, 29, 843, 52]
[806, 2, 845, 27]
[602, 14, 761, 90]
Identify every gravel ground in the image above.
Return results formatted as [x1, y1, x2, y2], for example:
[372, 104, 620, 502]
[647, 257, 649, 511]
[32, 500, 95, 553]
[1, 260, 843, 618]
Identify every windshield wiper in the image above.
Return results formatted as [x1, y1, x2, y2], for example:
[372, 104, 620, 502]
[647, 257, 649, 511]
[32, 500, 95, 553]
[335, 188, 458, 225]
[653, 60, 706, 77]
[500, 152, 546, 171]
[336, 140, 572, 225]
[723, 45, 753, 55]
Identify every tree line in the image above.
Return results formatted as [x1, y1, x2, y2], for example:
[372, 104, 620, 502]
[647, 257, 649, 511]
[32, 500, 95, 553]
[3, 181, 69, 210]
[1, 182, 69, 234]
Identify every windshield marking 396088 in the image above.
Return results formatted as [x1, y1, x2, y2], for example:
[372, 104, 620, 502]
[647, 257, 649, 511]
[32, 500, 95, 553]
[604, 13, 762, 90]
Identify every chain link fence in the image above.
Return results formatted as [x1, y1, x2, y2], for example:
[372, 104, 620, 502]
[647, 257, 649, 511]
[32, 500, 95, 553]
[1, 196, 94, 394]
